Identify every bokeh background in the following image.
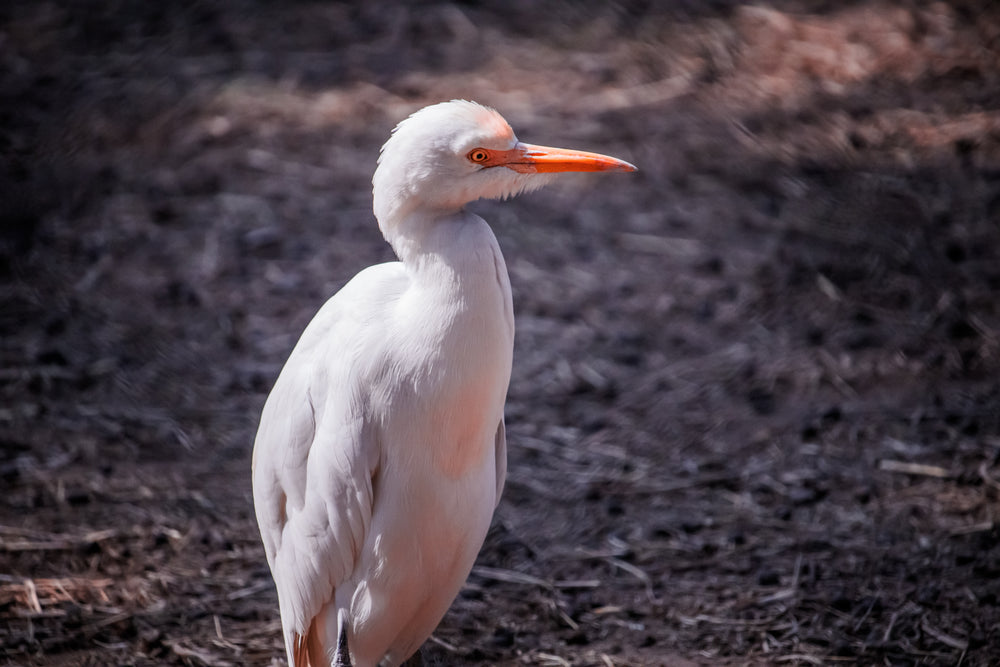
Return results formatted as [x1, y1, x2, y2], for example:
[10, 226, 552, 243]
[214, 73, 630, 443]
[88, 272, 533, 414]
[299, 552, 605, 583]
[2, 1, 1000, 665]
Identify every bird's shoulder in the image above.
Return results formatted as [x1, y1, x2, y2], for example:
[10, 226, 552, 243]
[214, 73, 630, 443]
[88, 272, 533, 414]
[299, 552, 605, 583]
[292, 261, 408, 353]
[254, 260, 408, 455]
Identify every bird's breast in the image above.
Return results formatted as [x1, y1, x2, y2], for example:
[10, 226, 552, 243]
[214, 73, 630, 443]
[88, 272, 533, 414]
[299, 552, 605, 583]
[386, 252, 513, 481]
[423, 309, 511, 480]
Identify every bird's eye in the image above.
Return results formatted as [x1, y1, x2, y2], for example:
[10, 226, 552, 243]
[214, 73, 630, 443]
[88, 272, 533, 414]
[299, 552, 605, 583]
[468, 149, 490, 164]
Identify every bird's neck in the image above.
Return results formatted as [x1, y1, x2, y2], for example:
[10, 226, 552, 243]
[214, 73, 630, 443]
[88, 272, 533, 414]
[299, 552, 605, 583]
[380, 208, 515, 437]
[382, 208, 492, 278]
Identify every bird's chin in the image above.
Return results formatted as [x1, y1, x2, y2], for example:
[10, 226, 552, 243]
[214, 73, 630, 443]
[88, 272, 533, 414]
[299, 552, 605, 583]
[478, 171, 555, 203]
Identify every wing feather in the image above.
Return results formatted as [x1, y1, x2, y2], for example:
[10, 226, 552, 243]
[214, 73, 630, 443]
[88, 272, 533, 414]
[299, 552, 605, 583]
[252, 262, 406, 665]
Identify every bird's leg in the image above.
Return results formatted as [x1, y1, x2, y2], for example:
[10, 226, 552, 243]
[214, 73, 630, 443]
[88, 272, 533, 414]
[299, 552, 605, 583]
[332, 609, 353, 667]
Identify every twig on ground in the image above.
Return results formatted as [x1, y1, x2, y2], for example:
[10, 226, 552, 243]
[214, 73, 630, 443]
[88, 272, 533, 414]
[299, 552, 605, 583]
[533, 652, 572, 667]
[471, 566, 599, 591]
[978, 462, 1000, 491]
[0, 576, 114, 611]
[921, 617, 969, 651]
[426, 634, 462, 653]
[877, 460, 951, 478]
[949, 521, 994, 536]
[0, 527, 125, 552]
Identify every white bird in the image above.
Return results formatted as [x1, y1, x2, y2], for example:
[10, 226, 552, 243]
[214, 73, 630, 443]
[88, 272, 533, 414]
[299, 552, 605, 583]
[252, 99, 636, 667]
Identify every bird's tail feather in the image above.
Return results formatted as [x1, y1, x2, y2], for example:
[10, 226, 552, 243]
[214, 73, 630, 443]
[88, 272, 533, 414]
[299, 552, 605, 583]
[292, 629, 311, 667]
[292, 608, 351, 666]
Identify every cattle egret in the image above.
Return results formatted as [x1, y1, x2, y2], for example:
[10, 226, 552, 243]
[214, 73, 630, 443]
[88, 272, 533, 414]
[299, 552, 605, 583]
[252, 99, 636, 667]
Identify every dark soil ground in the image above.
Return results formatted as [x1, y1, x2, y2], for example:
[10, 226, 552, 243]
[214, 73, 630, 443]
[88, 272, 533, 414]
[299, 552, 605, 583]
[2, 1, 1000, 665]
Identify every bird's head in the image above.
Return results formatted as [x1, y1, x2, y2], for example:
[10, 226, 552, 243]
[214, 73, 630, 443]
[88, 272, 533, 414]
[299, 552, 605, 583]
[372, 100, 636, 240]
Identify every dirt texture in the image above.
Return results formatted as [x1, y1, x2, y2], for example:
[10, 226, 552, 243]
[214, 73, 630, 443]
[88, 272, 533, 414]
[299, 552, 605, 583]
[2, 1, 1000, 665]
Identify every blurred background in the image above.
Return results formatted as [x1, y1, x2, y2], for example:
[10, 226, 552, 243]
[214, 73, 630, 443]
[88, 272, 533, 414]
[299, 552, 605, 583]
[2, 1, 999, 665]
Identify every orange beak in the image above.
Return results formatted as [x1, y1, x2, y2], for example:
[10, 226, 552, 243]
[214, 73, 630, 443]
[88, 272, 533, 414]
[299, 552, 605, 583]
[487, 142, 637, 174]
